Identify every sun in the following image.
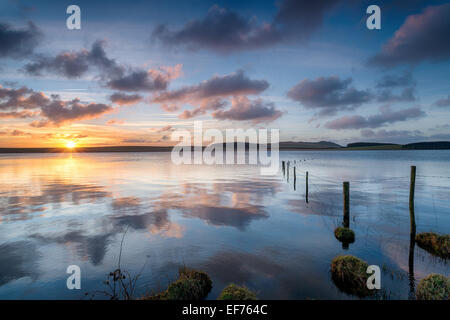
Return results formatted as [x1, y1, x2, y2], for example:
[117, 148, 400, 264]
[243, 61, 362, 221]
[66, 141, 76, 149]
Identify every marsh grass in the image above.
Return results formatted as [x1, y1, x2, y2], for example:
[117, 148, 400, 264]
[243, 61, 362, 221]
[416, 274, 450, 300]
[218, 284, 258, 300]
[331, 255, 372, 297]
[415, 232, 449, 259]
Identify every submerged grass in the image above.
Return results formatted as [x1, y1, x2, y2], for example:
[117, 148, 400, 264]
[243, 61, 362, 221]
[143, 266, 212, 300]
[415, 232, 450, 259]
[416, 274, 450, 300]
[331, 255, 372, 297]
[218, 284, 258, 300]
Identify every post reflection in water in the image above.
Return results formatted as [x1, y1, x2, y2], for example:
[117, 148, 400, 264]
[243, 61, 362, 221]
[0, 150, 449, 299]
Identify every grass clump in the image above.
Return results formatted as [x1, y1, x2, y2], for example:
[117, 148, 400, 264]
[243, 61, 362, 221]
[416, 274, 450, 300]
[218, 284, 258, 300]
[331, 255, 372, 297]
[415, 232, 449, 259]
[334, 227, 355, 243]
[144, 267, 212, 300]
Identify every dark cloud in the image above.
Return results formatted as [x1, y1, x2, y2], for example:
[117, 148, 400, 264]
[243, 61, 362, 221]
[287, 76, 372, 116]
[106, 69, 169, 92]
[0, 85, 115, 126]
[152, 0, 340, 53]
[153, 70, 269, 103]
[24, 40, 119, 78]
[39, 98, 113, 126]
[152, 5, 280, 53]
[0, 85, 49, 110]
[0, 21, 41, 58]
[325, 105, 425, 130]
[369, 4, 450, 66]
[109, 92, 142, 106]
[433, 95, 450, 107]
[212, 97, 282, 123]
[152, 70, 271, 120]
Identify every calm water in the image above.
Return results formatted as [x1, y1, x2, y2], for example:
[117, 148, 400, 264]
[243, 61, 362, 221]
[0, 150, 449, 299]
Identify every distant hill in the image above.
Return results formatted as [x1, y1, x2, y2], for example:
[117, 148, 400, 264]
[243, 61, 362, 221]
[280, 141, 342, 149]
[403, 141, 450, 150]
[347, 142, 400, 148]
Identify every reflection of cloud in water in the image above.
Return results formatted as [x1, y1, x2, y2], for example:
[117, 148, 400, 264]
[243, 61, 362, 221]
[31, 231, 112, 266]
[154, 182, 277, 231]
[0, 241, 40, 286]
[0, 179, 111, 222]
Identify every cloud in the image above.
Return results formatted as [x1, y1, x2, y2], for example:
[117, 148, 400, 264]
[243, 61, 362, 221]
[106, 119, 125, 125]
[375, 71, 417, 102]
[0, 85, 49, 110]
[369, 4, 450, 66]
[0, 84, 115, 126]
[324, 105, 425, 130]
[377, 87, 416, 103]
[376, 71, 416, 88]
[39, 98, 113, 126]
[106, 69, 168, 92]
[106, 64, 182, 92]
[212, 96, 282, 123]
[151, 70, 278, 121]
[152, 1, 340, 53]
[287, 76, 372, 116]
[0, 21, 41, 58]
[109, 92, 142, 105]
[153, 70, 268, 104]
[0, 110, 39, 118]
[24, 40, 119, 78]
[433, 95, 450, 107]
[178, 98, 227, 119]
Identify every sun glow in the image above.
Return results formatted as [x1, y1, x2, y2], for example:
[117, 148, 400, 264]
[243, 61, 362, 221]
[66, 141, 76, 149]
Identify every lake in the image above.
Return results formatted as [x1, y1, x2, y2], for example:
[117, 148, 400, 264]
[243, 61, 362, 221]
[0, 150, 448, 299]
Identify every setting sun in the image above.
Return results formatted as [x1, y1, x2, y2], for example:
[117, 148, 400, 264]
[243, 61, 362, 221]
[66, 141, 76, 149]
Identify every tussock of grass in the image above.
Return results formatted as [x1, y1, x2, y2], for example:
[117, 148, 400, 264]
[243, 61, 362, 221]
[415, 232, 449, 259]
[331, 255, 372, 297]
[334, 227, 355, 243]
[143, 267, 212, 300]
[416, 274, 450, 300]
[218, 284, 258, 300]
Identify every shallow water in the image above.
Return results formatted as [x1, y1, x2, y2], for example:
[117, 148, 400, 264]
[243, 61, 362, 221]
[0, 150, 448, 299]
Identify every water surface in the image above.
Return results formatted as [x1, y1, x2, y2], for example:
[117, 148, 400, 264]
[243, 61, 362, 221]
[0, 150, 448, 299]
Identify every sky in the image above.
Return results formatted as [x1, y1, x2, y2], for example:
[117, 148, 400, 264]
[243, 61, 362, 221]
[0, 0, 449, 148]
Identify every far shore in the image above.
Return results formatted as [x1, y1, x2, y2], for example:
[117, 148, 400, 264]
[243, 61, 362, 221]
[0, 141, 449, 153]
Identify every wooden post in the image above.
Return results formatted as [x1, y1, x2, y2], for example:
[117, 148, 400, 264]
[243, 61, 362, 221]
[287, 161, 290, 182]
[343, 181, 350, 228]
[293, 167, 296, 190]
[306, 171, 309, 203]
[409, 166, 416, 234]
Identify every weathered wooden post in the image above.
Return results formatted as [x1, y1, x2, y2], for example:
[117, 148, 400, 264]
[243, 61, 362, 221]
[408, 165, 417, 298]
[293, 166, 296, 190]
[343, 181, 350, 228]
[287, 161, 290, 182]
[306, 171, 309, 203]
[409, 166, 416, 235]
